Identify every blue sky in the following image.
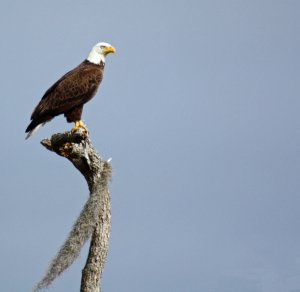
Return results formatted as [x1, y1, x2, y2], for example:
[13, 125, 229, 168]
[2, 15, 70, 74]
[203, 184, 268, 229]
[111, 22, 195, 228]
[0, 1, 299, 291]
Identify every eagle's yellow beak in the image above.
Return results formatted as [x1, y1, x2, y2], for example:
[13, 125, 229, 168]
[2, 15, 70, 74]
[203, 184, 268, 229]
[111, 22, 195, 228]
[103, 46, 116, 54]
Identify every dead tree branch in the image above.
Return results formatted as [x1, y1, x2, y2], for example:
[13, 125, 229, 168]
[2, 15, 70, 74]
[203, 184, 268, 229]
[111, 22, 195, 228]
[34, 129, 111, 292]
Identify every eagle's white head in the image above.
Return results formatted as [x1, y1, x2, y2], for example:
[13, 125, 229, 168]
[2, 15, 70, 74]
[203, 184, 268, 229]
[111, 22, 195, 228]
[87, 42, 116, 64]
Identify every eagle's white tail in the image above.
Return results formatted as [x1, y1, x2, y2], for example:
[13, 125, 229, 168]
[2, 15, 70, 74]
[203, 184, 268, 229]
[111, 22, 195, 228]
[25, 124, 43, 140]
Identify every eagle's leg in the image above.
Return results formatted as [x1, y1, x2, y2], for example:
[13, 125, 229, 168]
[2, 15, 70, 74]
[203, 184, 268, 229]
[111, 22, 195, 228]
[72, 120, 89, 134]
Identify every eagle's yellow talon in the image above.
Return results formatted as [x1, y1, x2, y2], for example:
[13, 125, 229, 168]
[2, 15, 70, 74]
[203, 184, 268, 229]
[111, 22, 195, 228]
[71, 120, 89, 134]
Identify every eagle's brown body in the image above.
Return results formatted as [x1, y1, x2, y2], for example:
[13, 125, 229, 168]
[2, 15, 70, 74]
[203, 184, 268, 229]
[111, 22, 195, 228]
[25, 60, 104, 136]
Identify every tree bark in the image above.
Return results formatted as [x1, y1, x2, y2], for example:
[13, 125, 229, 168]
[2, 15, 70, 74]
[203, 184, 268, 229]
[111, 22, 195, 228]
[38, 129, 111, 292]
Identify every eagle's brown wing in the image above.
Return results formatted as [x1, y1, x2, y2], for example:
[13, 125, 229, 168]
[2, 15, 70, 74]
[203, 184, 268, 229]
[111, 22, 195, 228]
[26, 61, 103, 135]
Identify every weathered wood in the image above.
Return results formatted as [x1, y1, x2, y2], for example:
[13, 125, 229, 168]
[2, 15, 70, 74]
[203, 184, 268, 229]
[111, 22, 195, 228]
[34, 129, 111, 292]
[80, 186, 111, 292]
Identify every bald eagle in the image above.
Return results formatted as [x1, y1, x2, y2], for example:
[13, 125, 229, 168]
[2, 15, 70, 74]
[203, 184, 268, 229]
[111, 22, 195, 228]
[25, 42, 116, 139]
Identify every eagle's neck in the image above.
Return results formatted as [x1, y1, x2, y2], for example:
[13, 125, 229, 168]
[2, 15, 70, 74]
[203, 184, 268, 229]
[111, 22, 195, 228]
[87, 50, 106, 65]
[84, 59, 105, 69]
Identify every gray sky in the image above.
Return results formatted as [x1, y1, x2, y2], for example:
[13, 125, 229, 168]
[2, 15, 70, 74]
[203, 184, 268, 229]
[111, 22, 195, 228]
[0, 1, 299, 291]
